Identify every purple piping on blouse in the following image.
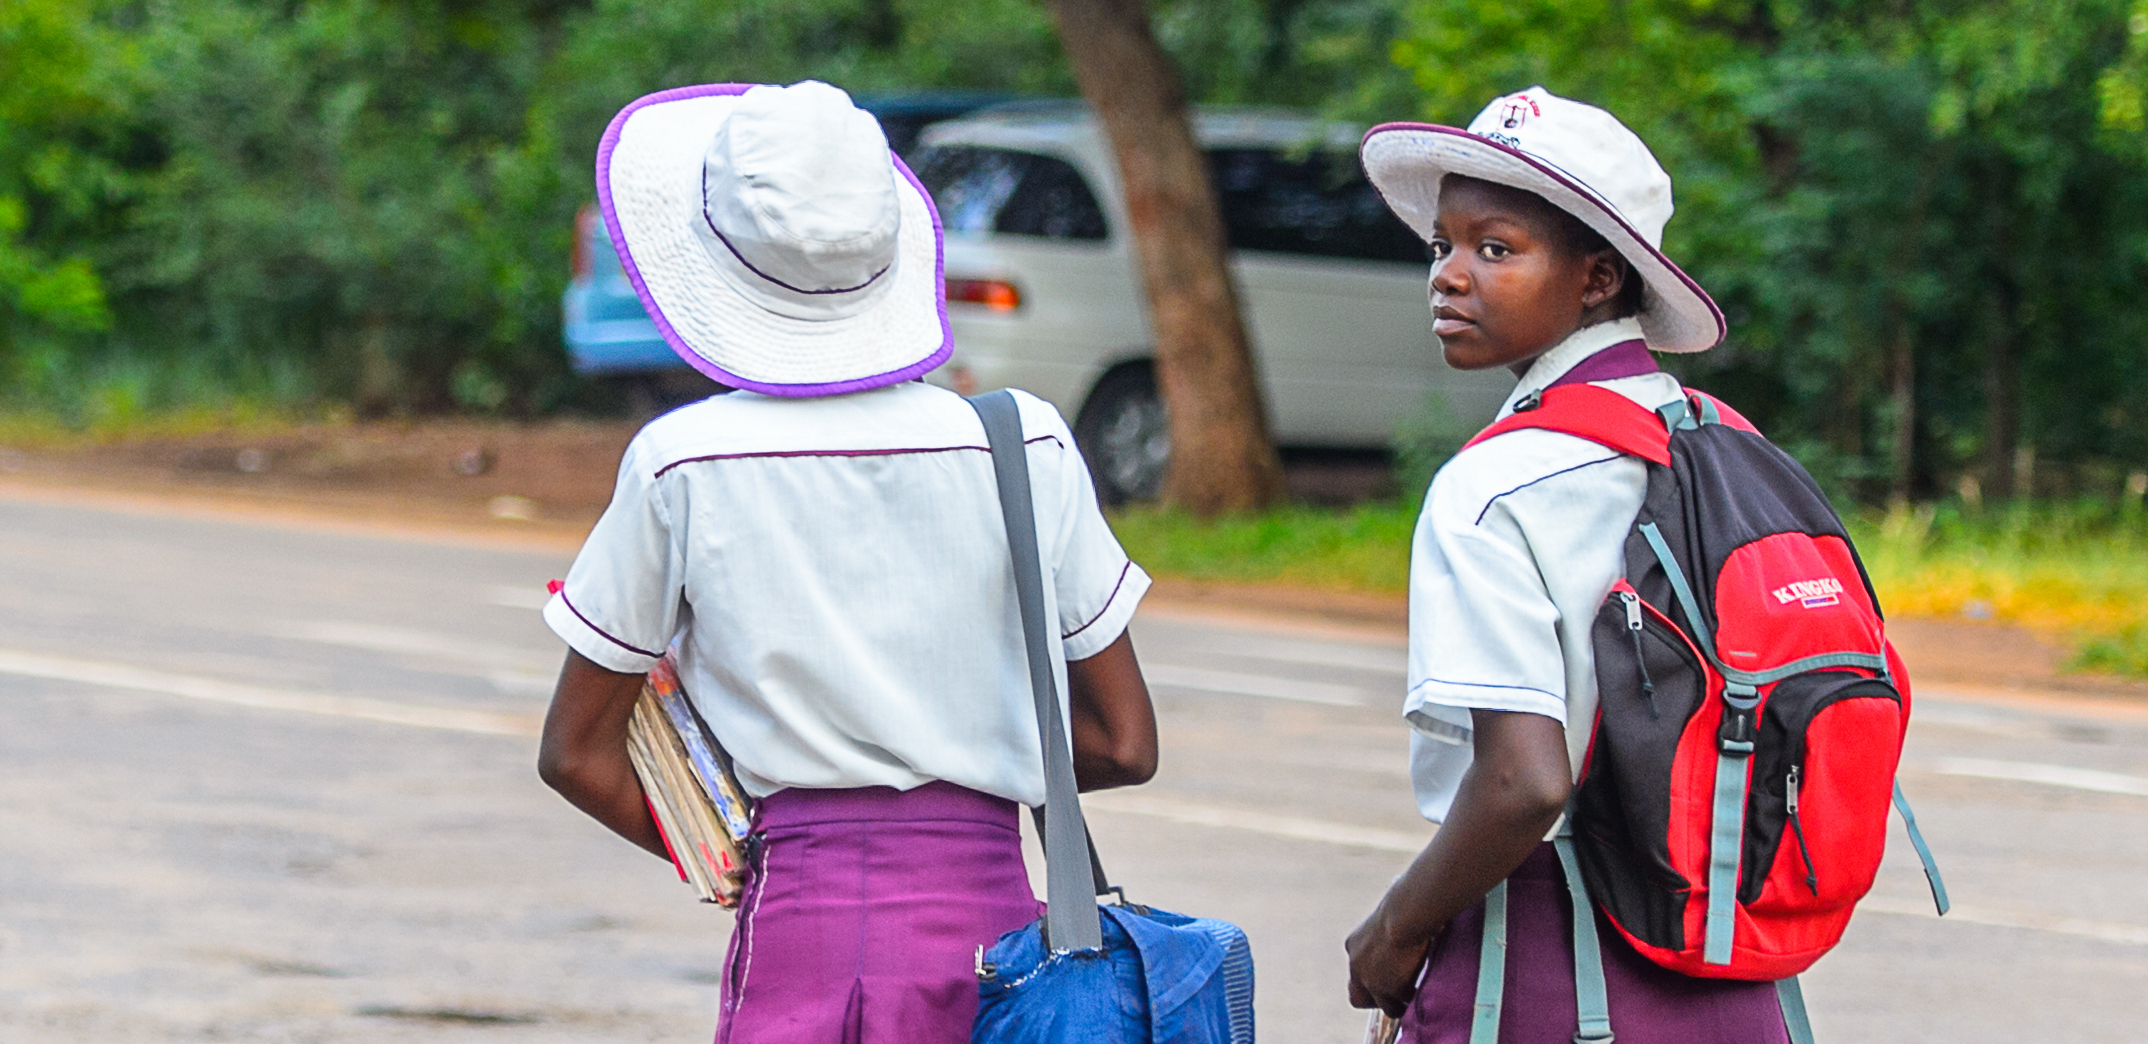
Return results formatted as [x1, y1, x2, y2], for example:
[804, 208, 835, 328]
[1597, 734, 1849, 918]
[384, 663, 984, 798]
[1060, 560, 1134, 642]
[651, 435, 1063, 479]
[1357, 122, 1727, 349]
[1546, 338, 1658, 389]
[558, 590, 664, 660]
[594, 83, 954, 399]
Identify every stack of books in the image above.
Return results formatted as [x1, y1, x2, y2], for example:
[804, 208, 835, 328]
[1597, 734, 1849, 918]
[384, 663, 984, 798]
[626, 653, 757, 907]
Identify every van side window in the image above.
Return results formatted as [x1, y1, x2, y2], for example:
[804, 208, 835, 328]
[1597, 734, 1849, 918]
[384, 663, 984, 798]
[995, 155, 1109, 240]
[912, 147, 1109, 241]
[1207, 148, 1427, 264]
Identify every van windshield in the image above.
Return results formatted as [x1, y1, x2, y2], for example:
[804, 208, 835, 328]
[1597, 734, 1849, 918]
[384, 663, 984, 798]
[912, 147, 1109, 241]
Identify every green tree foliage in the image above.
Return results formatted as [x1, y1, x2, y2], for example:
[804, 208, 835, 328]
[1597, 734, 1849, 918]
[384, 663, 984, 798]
[0, 0, 123, 362]
[117, 0, 569, 414]
[6, 0, 2147, 507]
[1, 0, 1070, 419]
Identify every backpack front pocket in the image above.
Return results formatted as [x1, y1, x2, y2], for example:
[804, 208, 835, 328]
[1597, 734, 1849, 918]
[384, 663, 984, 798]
[1741, 673, 1903, 912]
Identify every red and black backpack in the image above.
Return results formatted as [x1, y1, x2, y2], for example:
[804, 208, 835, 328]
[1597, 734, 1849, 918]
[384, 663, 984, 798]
[1464, 381, 1950, 989]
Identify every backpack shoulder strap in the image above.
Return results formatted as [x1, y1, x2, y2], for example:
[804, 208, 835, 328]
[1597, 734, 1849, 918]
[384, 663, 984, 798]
[1461, 384, 1674, 466]
[965, 389, 1106, 953]
[1686, 390, 1761, 435]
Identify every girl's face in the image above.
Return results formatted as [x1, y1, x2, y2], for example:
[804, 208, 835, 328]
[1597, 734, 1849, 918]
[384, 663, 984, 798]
[1427, 176, 1628, 375]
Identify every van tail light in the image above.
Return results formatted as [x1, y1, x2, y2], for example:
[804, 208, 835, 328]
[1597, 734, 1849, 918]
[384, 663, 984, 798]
[572, 205, 597, 280]
[946, 278, 1021, 312]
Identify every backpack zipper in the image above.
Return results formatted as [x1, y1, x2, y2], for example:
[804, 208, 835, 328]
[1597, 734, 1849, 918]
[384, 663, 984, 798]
[1619, 589, 1660, 718]
[1786, 763, 1818, 895]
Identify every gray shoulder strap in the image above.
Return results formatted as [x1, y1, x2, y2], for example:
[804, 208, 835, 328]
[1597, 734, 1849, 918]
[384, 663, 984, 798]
[967, 390, 1104, 952]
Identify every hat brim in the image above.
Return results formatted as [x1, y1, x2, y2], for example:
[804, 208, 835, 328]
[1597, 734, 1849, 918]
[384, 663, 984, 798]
[1359, 123, 1725, 353]
[596, 83, 952, 397]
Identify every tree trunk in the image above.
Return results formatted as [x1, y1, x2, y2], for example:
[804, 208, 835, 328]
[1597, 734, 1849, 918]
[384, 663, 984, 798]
[1041, 0, 1285, 515]
[1886, 325, 1915, 508]
[1978, 164, 2020, 501]
[1881, 152, 1939, 506]
[1982, 308, 2019, 499]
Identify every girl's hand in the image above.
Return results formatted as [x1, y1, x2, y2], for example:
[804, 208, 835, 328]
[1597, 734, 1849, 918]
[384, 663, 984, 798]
[1345, 901, 1437, 1017]
[1341, 708, 1574, 1018]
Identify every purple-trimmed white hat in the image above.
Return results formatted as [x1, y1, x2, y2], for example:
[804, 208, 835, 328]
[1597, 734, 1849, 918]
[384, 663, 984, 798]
[1361, 86, 1724, 353]
[596, 81, 950, 396]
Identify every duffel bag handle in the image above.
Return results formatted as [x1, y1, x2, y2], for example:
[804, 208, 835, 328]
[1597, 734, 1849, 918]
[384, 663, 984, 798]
[969, 390, 1106, 952]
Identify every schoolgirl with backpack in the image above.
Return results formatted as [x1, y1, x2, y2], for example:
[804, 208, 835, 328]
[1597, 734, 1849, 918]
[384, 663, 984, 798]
[1345, 88, 1946, 1043]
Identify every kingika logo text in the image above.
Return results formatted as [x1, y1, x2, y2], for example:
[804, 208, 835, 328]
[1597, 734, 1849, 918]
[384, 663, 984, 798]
[1771, 577, 1844, 609]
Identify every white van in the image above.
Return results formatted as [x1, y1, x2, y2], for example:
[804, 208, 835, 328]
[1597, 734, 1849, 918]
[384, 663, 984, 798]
[911, 102, 1513, 502]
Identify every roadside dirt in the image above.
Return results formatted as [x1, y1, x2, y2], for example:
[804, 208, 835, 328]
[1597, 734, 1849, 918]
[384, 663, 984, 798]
[0, 419, 626, 551]
[3, 418, 2142, 702]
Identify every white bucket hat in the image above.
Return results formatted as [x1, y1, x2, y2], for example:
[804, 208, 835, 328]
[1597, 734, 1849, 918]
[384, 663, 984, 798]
[595, 81, 950, 396]
[1360, 86, 1724, 353]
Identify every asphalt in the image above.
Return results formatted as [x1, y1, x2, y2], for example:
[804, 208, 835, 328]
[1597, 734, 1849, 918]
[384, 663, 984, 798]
[2, 495, 2145, 1042]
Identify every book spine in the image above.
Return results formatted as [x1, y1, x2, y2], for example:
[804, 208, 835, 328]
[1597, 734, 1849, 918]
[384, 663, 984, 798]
[628, 699, 720, 902]
[645, 794, 688, 883]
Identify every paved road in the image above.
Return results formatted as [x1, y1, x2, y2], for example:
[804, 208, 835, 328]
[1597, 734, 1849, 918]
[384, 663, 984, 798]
[3, 496, 2146, 1042]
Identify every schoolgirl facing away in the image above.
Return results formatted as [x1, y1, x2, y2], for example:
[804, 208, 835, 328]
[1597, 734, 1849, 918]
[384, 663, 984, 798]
[1345, 90, 1790, 1041]
[536, 81, 1159, 1044]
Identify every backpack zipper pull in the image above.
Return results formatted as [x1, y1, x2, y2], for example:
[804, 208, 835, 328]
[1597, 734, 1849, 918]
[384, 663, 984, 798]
[1787, 764, 1818, 895]
[1620, 591, 1658, 717]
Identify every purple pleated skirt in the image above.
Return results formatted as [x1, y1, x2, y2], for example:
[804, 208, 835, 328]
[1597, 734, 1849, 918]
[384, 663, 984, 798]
[1402, 844, 1789, 1044]
[715, 781, 1042, 1044]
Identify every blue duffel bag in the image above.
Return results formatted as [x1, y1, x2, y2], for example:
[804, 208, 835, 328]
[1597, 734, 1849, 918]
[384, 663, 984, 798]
[975, 902, 1254, 1044]
[965, 391, 1256, 1044]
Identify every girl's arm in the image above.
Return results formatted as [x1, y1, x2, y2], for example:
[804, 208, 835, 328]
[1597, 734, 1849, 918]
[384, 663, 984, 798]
[537, 650, 669, 859]
[1066, 630, 1158, 791]
[1345, 708, 1573, 1016]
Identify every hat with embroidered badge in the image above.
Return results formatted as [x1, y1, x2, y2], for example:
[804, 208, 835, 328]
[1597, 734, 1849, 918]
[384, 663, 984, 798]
[1359, 86, 1724, 353]
[596, 80, 950, 396]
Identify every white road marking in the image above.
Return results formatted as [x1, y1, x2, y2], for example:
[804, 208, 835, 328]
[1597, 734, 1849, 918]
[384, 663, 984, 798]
[1083, 791, 1425, 853]
[487, 669, 556, 696]
[483, 584, 552, 611]
[0, 649, 539, 737]
[262, 620, 554, 673]
[1911, 702, 2045, 739]
[1201, 635, 1407, 674]
[1859, 894, 2148, 946]
[1934, 757, 2148, 797]
[1144, 664, 1365, 706]
[1132, 619, 1407, 674]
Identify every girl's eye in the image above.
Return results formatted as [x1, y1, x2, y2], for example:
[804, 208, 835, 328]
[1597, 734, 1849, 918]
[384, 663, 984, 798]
[1478, 242, 1510, 261]
[1428, 240, 1452, 261]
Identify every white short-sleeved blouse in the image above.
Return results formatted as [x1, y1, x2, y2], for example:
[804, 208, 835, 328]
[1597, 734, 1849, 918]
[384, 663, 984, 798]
[544, 381, 1150, 806]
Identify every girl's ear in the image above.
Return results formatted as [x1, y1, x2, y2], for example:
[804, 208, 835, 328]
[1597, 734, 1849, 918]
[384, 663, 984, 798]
[1580, 249, 1629, 312]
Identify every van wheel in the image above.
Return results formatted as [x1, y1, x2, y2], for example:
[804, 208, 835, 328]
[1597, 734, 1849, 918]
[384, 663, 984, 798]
[1075, 365, 1170, 505]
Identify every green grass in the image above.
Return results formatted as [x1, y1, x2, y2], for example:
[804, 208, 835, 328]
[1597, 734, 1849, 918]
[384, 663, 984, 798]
[1108, 501, 1418, 595]
[1111, 498, 2148, 677]
[1848, 500, 2148, 675]
[0, 402, 334, 447]
[0, 344, 325, 444]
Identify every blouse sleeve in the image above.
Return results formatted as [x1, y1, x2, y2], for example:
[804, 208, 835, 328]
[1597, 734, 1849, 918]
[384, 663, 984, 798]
[542, 435, 687, 674]
[1021, 393, 1151, 662]
[1403, 456, 1571, 727]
